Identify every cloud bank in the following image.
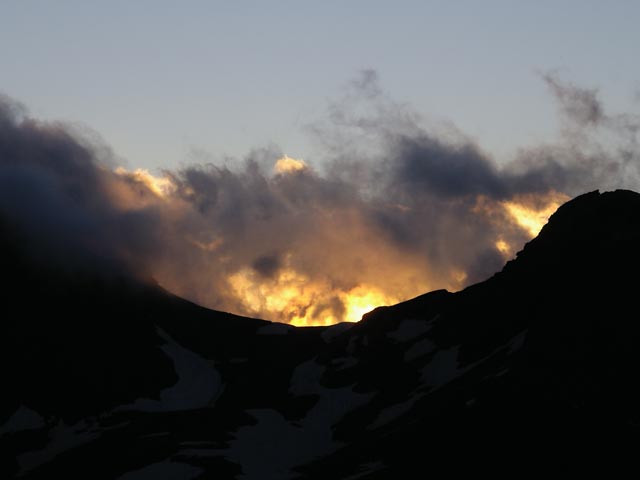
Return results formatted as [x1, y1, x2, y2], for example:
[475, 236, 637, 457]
[1, 72, 638, 324]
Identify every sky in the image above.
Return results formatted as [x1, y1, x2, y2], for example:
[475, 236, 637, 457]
[1, 2, 640, 325]
[2, 1, 639, 171]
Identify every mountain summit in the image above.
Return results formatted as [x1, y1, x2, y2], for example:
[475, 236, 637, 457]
[2, 189, 640, 478]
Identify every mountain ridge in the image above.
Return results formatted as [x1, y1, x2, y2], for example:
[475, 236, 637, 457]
[2, 189, 640, 478]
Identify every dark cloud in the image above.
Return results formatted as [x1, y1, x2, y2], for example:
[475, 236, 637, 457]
[1, 72, 639, 324]
[0, 99, 124, 275]
[252, 254, 282, 278]
[390, 134, 507, 199]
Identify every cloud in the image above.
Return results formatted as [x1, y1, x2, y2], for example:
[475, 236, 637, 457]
[542, 72, 605, 127]
[389, 135, 507, 198]
[252, 254, 282, 279]
[1, 72, 638, 325]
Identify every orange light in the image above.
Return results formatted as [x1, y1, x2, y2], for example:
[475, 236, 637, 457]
[228, 267, 397, 326]
[340, 286, 394, 323]
[501, 191, 569, 236]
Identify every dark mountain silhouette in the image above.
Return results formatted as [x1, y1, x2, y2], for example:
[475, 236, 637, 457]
[2, 189, 640, 478]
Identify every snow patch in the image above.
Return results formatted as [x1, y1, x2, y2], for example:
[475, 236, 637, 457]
[420, 330, 527, 390]
[344, 461, 387, 479]
[176, 448, 218, 458]
[368, 393, 425, 430]
[330, 356, 359, 371]
[18, 419, 102, 474]
[219, 359, 373, 479]
[175, 440, 219, 459]
[117, 460, 203, 480]
[119, 328, 222, 412]
[230, 357, 249, 364]
[0, 406, 45, 436]
[222, 409, 311, 480]
[288, 359, 326, 396]
[404, 338, 436, 361]
[508, 330, 527, 353]
[421, 341, 506, 390]
[387, 319, 431, 342]
[421, 347, 464, 389]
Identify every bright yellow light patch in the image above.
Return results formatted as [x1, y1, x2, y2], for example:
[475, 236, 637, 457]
[228, 266, 396, 326]
[274, 155, 307, 174]
[340, 286, 392, 323]
[502, 192, 569, 237]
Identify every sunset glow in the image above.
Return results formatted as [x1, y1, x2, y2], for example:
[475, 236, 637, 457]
[502, 192, 569, 237]
[228, 266, 397, 326]
[111, 160, 569, 326]
[221, 191, 568, 325]
[340, 286, 394, 324]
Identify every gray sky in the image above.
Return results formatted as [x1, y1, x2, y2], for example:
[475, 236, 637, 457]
[2, 1, 639, 171]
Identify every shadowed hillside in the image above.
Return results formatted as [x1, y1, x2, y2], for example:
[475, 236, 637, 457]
[2, 189, 640, 478]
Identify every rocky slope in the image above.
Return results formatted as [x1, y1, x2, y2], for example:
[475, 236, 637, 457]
[2, 189, 640, 478]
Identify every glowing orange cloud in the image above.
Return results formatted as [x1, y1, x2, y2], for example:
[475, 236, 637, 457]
[228, 266, 397, 326]
[502, 191, 569, 237]
[274, 155, 308, 174]
[107, 159, 570, 327]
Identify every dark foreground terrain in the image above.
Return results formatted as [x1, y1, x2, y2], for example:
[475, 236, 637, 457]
[2, 189, 640, 478]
